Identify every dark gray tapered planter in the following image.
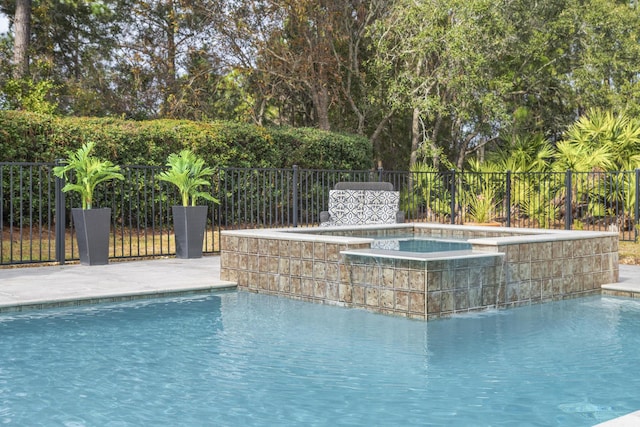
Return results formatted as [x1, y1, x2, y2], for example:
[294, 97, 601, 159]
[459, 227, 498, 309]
[72, 208, 111, 266]
[172, 205, 208, 259]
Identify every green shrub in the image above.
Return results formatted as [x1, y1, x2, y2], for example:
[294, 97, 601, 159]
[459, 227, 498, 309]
[269, 126, 372, 170]
[0, 111, 372, 170]
[0, 110, 57, 162]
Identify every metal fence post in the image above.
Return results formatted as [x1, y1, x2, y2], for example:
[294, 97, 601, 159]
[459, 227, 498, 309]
[216, 168, 222, 239]
[506, 170, 512, 227]
[292, 165, 299, 227]
[378, 165, 383, 182]
[54, 159, 66, 264]
[565, 169, 572, 230]
[450, 169, 456, 224]
[635, 169, 640, 242]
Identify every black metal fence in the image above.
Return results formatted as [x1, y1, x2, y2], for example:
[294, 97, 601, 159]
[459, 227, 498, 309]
[1, 162, 638, 265]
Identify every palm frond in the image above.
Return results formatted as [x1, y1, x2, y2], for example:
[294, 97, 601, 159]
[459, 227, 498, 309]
[158, 150, 219, 206]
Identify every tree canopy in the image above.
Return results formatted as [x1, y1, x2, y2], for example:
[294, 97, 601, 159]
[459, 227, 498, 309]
[1, 0, 639, 170]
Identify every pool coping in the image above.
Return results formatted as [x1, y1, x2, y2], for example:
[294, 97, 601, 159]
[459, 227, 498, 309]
[0, 283, 237, 313]
[602, 265, 640, 298]
[224, 222, 619, 245]
[0, 256, 237, 313]
[340, 248, 503, 262]
[594, 409, 640, 426]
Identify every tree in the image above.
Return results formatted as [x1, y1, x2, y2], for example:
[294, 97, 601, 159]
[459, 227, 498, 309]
[11, 0, 29, 78]
[487, 133, 554, 173]
[3, 0, 640, 174]
[116, 0, 220, 118]
[1, 0, 127, 114]
[217, 0, 391, 134]
[255, 0, 344, 130]
[371, 0, 513, 170]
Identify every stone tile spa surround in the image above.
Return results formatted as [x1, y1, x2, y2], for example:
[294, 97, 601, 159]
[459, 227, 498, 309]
[220, 224, 618, 320]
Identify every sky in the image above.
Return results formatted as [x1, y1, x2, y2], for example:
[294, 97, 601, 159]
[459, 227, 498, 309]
[0, 12, 8, 35]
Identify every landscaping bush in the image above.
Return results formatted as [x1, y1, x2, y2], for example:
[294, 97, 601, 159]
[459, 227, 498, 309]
[268, 126, 373, 170]
[0, 111, 373, 170]
[0, 111, 57, 162]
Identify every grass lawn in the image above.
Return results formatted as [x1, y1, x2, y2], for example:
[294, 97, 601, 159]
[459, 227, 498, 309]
[619, 241, 640, 265]
[3, 225, 640, 266]
[1, 228, 220, 264]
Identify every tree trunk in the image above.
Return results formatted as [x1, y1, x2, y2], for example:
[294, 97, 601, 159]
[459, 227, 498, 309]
[370, 109, 394, 165]
[431, 113, 443, 169]
[162, 0, 177, 117]
[313, 84, 331, 131]
[254, 97, 266, 126]
[12, 0, 31, 79]
[409, 58, 424, 171]
[409, 107, 421, 170]
[407, 107, 421, 193]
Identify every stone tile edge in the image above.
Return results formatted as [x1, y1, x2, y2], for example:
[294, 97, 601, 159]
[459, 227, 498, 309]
[0, 283, 237, 313]
[341, 249, 504, 262]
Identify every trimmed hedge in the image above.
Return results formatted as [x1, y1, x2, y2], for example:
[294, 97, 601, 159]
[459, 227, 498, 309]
[0, 111, 373, 169]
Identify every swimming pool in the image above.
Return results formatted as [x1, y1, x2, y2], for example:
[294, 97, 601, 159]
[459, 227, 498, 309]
[1, 292, 638, 426]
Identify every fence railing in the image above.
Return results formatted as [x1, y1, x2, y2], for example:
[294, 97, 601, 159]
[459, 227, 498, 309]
[1, 163, 638, 265]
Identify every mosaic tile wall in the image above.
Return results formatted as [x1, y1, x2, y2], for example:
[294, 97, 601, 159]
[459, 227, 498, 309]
[320, 190, 400, 226]
[219, 235, 369, 306]
[479, 237, 619, 306]
[220, 225, 619, 319]
[341, 253, 504, 320]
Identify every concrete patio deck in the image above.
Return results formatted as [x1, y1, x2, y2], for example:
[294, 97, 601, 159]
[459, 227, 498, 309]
[601, 264, 640, 298]
[0, 256, 236, 312]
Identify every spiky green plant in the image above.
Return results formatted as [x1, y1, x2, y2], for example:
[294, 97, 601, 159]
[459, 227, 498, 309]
[466, 186, 497, 223]
[518, 178, 560, 228]
[562, 109, 640, 171]
[158, 149, 219, 206]
[409, 162, 452, 218]
[462, 159, 502, 223]
[53, 142, 124, 209]
[489, 133, 554, 173]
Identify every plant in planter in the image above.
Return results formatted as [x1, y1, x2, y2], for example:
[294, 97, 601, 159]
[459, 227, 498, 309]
[158, 149, 218, 259]
[53, 142, 124, 265]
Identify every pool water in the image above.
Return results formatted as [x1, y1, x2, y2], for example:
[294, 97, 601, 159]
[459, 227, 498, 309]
[1, 293, 639, 426]
[371, 237, 472, 253]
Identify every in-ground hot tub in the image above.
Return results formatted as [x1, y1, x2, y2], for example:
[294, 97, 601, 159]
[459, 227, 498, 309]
[220, 223, 619, 319]
[369, 235, 472, 252]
